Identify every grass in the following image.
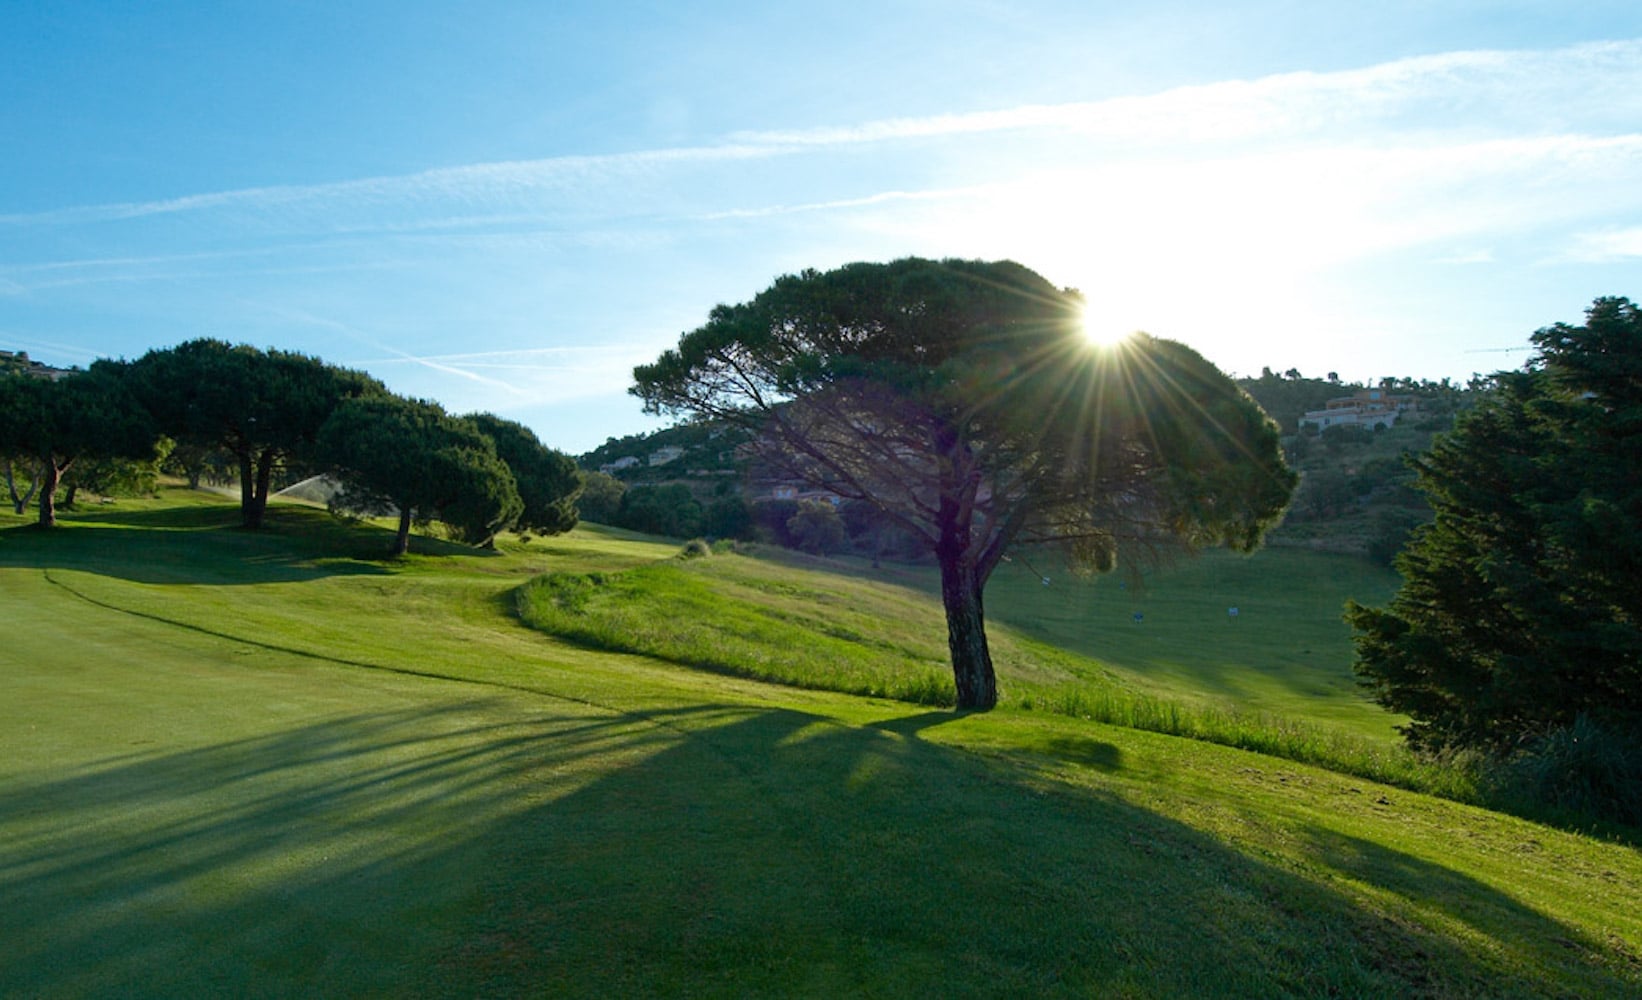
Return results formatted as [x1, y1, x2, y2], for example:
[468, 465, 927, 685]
[983, 548, 1404, 739]
[514, 549, 1108, 707]
[2, 488, 1640, 997]
[514, 541, 1470, 800]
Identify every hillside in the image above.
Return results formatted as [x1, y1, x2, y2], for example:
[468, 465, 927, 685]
[575, 372, 1482, 562]
[2, 489, 1638, 997]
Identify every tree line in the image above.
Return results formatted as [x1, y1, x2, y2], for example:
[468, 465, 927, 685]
[0, 339, 581, 554]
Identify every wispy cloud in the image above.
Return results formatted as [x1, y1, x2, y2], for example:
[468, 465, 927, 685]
[0, 145, 795, 230]
[698, 186, 988, 221]
[342, 344, 659, 413]
[260, 307, 529, 395]
[6, 37, 1637, 243]
[1561, 226, 1642, 262]
[730, 39, 1642, 148]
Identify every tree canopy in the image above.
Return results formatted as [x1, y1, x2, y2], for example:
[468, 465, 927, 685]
[0, 363, 156, 527]
[1347, 296, 1642, 753]
[633, 258, 1295, 708]
[128, 339, 383, 529]
[468, 413, 581, 540]
[317, 395, 522, 556]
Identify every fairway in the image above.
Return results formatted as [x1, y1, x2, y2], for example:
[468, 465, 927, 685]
[2, 492, 1639, 998]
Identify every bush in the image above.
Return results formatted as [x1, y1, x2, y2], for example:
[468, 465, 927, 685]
[1487, 716, 1642, 829]
[576, 471, 626, 524]
[704, 496, 754, 540]
[679, 538, 712, 560]
[786, 499, 847, 555]
[615, 483, 704, 538]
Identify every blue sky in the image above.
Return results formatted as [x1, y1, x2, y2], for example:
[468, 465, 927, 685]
[4, 2, 1641, 454]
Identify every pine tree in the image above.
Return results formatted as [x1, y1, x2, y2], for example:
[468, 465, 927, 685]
[1347, 297, 1642, 752]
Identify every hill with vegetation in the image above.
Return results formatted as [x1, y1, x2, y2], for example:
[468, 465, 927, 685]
[575, 369, 1483, 564]
[3, 488, 1637, 997]
[1237, 370, 1480, 560]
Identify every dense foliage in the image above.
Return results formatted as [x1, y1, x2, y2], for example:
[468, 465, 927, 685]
[128, 339, 383, 529]
[317, 395, 522, 555]
[0, 363, 156, 527]
[1348, 298, 1642, 779]
[468, 413, 581, 539]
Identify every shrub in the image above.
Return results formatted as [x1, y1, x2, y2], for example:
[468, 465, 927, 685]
[679, 538, 712, 560]
[1487, 716, 1642, 829]
[615, 483, 704, 538]
[786, 499, 847, 555]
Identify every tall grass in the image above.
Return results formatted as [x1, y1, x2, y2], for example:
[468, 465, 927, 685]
[515, 563, 957, 705]
[513, 552, 1495, 805]
[1480, 716, 1642, 831]
[1017, 685, 1484, 803]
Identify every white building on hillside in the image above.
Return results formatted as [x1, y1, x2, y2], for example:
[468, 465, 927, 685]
[1299, 389, 1416, 432]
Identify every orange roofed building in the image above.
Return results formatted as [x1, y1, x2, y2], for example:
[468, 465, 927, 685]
[1298, 389, 1417, 432]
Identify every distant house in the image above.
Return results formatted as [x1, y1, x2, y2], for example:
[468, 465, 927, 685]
[1299, 389, 1416, 432]
[0, 350, 75, 381]
[648, 445, 685, 466]
[599, 455, 641, 474]
[763, 482, 841, 506]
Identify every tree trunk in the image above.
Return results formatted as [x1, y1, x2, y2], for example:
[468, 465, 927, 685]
[237, 448, 256, 523]
[37, 458, 61, 529]
[938, 549, 997, 710]
[393, 507, 413, 556]
[6, 456, 40, 514]
[244, 449, 274, 529]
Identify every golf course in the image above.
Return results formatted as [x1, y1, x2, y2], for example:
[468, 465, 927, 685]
[3, 488, 1639, 998]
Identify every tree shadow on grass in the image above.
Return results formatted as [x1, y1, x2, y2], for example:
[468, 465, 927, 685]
[0, 502, 474, 585]
[1291, 826, 1642, 988]
[1, 699, 1636, 999]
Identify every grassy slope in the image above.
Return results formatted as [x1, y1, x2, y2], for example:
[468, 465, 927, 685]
[982, 549, 1404, 738]
[2, 490, 1639, 998]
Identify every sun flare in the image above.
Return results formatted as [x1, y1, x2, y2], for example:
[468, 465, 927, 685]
[1077, 303, 1139, 348]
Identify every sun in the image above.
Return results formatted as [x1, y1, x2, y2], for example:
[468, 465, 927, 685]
[1077, 302, 1139, 348]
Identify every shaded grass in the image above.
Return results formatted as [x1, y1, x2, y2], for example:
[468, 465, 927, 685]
[975, 548, 1405, 739]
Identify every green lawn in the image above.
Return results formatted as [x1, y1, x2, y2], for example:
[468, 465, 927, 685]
[983, 547, 1405, 738]
[2, 490, 1638, 997]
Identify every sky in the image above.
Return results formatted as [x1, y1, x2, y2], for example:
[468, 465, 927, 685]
[4, 2, 1641, 455]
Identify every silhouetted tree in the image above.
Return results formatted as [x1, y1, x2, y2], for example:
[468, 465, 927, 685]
[634, 258, 1295, 708]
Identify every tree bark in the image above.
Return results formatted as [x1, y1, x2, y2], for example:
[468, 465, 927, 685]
[237, 448, 256, 524]
[938, 547, 997, 710]
[5, 457, 39, 515]
[37, 458, 61, 528]
[393, 507, 413, 556]
[244, 449, 274, 529]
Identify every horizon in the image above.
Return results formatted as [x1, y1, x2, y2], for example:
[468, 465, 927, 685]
[4, 3, 1640, 453]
